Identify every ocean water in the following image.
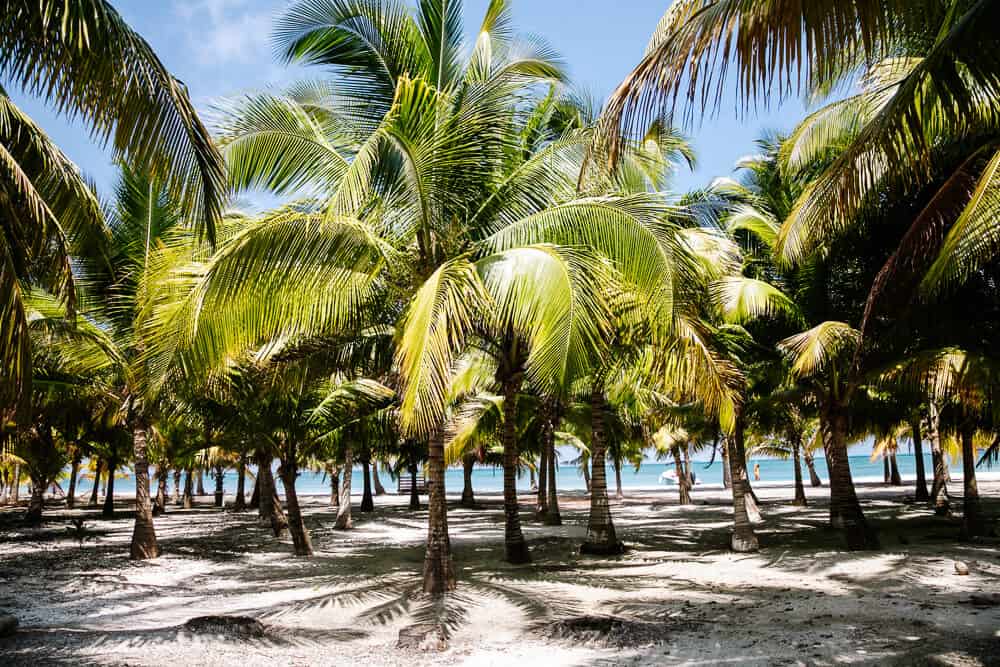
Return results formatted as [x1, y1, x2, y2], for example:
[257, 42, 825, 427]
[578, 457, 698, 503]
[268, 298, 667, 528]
[70, 453, 969, 497]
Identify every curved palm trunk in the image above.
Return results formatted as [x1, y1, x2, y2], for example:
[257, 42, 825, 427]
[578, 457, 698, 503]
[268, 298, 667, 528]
[130, 423, 159, 560]
[372, 462, 386, 496]
[582, 389, 623, 555]
[334, 447, 353, 530]
[360, 455, 374, 512]
[672, 448, 692, 505]
[423, 428, 456, 594]
[582, 459, 591, 492]
[234, 456, 247, 511]
[959, 424, 986, 539]
[89, 458, 102, 507]
[279, 443, 313, 556]
[461, 455, 476, 508]
[911, 418, 930, 501]
[196, 469, 206, 497]
[927, 403, 951, 514]
[102, 457, 117, 518]
[182, 468, 194, 509]
[792, 437, 807, 507]
[255, 454, 288, 537]
[213, 464, 225, 507]
[804, 449, 823, 487]
[67, 452, 81, 509]
[501, 377, 530, 564]
[883, 457, 891, 484]
[889, 452, 902, 486]
[728, 413, 758, 552]
[824, 405, 879, 550]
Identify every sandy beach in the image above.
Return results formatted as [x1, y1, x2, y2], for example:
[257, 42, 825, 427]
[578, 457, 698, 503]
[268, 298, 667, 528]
[1, 480, 998, 666]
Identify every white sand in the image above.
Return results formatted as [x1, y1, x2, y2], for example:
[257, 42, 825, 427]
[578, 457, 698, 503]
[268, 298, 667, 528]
[1, 479, 998, 666]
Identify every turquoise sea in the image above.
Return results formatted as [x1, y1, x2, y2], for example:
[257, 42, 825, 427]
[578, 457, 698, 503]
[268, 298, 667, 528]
[70, 453, 975, 497]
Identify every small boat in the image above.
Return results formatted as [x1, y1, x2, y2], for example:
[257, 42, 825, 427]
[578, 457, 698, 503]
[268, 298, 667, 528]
[659, 469, 678, 485]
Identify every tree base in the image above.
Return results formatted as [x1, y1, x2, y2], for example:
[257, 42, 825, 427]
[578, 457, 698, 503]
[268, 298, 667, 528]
[730, 528, 759, 552]
[844, 522, 880, 551]
[505, 540, 532, 564]
[580, 540, 625, 556]
[792, 497, 808, 507]
[543, 513, 562, 526]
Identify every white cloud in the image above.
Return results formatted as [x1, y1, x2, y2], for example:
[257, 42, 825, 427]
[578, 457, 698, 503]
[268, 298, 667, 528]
[174, 0, 274, 66]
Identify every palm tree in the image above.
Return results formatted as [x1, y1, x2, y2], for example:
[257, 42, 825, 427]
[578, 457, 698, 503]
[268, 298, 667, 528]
[601, 2, 1000, 303]
[0, 1, 227, 419]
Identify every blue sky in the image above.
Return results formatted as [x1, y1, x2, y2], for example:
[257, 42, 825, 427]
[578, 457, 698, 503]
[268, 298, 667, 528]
[8, 0, 811, 200]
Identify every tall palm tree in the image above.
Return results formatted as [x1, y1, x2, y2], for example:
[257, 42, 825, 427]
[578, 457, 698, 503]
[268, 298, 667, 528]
[0, 1, 227, 418]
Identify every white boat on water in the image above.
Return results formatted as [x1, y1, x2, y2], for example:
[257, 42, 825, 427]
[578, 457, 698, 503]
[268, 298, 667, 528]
[659, 469, 679, 485]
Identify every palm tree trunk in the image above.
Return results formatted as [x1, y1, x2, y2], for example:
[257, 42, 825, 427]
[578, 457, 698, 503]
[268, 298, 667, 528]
[683, 445, 695, 487]
[536, 427, 549, 517]
[66, 452, 81, 509]
[372, 462, 386, 496]
[501, 376, 530, 564]
[25, 472, 45, 523]
[959, 423, 986, 539]
[889, 452, 902, 486]
[728, 412, 758, 552]
[182, 468, 194, 509]
[129, 423, 159, 560]
[154, 466, 168, 516]
[279, 443, 313, 557]
[249, 469, 260, 510]
[102, 457, 116, 518]
[927, 402, 951, 514]
[792, 437, 807, 506]
[824, 404, 878, 550]
[582, 458, 591, 492]
[461, 455, 476, 508]
[673, 448, 692, 505]
[613, 454, 624, 501]
[334, 447, 353, 529]
[89, 458, 101, 507]
[331, 468, 342, 505]
[731, 425, 763, 523]
[196, 469, 206, 497]
[883, 457, 891, 484]
[423, 428, 456, 594]
[234, 456, 247, 511]
[408, 463, 420, 510]
[172, 469, 182, 505]
[360, 455, 374, 512]
[804, 449, 823, 486]
[582, 388, 623, 555]
[256, 454, 288, 537]
[911, 417, 930, 501]
[721, 439, 731, 489]
[529, 466, 535, 491]
[213, 464, 224, 507]
[545, 430, 562, 526]
[11, 464, 20, 503]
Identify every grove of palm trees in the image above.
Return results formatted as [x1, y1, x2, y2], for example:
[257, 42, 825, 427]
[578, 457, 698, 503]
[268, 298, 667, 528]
[1, 1, 999, 665]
